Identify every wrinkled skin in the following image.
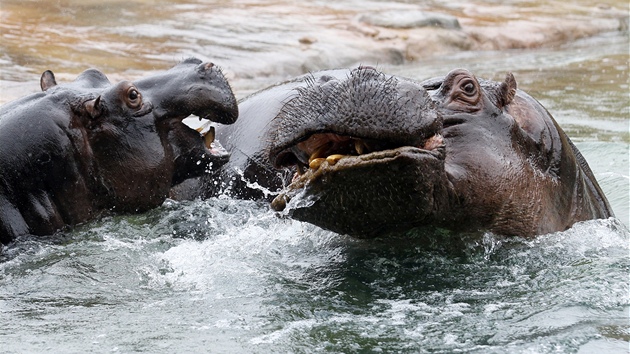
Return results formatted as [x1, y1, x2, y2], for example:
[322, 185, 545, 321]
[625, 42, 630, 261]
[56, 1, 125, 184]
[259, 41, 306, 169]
[196, 66, 612, 238]
[0, 58, 237, 244]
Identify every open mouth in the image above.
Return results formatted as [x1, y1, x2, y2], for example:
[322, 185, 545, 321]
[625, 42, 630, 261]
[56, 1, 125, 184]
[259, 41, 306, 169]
[191, 96, 238, 159]
[269, 131, 446, 214]
[194, 119, 228, 158]
[269, 130, 446, 214]
[273, 132, 446, 181]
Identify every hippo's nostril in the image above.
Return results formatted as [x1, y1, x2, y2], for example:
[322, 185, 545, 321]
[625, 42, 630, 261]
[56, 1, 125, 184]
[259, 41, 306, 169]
[204, 62, 214, 70]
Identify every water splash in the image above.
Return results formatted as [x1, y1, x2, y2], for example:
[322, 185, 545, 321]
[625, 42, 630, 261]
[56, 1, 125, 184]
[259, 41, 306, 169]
[228, 166, 282, 200]
[277, 187, 321, 217]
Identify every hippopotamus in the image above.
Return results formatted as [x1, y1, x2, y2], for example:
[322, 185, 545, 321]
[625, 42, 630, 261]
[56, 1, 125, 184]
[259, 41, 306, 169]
[194, 66, 612, 238]
[0, 58, 237, 244]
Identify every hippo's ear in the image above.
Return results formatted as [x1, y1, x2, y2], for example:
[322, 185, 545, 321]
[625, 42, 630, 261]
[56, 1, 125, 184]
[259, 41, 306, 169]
[497, 72, 517, 109]
[40, 70, 57, 91]
[84, 96, 103, 119]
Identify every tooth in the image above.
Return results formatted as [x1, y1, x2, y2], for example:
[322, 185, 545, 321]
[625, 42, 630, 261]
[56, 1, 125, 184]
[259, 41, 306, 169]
[354, 140, 365, 155]
[326, 154, 344, 165]
[309, 157, 325, 170]
[203, 126, 215, 149]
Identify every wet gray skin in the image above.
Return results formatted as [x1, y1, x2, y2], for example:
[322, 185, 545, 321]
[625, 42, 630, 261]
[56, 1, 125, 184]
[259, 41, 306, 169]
[204, 66, 612, 238]
[0, 58, 237, 244]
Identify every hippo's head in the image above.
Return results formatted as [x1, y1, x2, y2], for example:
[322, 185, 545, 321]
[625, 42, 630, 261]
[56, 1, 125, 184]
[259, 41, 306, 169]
[0, 58, 237, 242]
[267, 67, 611, 238]
[68, 58, 238, 211]
[423, 69, 611, 235]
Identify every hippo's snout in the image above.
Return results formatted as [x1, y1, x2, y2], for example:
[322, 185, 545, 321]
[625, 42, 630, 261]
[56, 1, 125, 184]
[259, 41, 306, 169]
[134, 58, 238, 125]
[193, 61, 238, 125]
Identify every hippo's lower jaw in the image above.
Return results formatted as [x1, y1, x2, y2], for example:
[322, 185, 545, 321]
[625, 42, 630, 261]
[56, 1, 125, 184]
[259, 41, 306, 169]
[168, 117, 231, 187]
[270, 134, 449, 238]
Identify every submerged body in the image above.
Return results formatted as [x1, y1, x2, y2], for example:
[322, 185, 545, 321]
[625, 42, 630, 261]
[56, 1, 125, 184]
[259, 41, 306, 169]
[201, 67, 612, 238]
[0, 58, 238, 244]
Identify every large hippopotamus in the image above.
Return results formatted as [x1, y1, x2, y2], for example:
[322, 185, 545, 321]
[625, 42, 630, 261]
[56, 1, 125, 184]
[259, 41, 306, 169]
[196, 66, 612, 238]
[0, 58, 237, 244]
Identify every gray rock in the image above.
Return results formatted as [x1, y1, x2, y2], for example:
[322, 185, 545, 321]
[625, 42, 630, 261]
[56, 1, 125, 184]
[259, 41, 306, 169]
[359, 10, 461, 30]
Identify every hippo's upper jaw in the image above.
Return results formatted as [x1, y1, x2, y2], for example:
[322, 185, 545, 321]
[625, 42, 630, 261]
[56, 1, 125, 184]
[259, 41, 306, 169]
[136, 58, 238, 125]
[268, 67, 453, 237]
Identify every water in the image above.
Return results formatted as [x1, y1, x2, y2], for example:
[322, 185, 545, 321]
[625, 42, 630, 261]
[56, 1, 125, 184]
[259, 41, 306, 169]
[1, 0, 627, 101]
[1, 200, 628, 353]
[1, 0, 629, 353]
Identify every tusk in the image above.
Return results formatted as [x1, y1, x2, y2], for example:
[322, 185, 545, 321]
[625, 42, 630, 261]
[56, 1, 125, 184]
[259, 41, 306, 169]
[203, 126, 215, 149]
[326, 154, 344, 165]
[354, 140, 366, 155]
[309, 157, 325, 170]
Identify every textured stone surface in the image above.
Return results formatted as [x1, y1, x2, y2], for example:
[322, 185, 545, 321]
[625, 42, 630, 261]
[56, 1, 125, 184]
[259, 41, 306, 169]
[359, 10, 461, 30]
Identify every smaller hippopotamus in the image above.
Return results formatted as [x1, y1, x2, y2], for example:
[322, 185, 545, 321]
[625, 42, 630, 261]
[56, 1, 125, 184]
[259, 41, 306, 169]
[197, 67, 612, 238]
[0, 58, 237, 244]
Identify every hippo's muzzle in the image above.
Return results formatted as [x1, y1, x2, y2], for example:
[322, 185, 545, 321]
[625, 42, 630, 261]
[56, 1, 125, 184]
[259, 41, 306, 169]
[266, 67, 449, 236]
[133, 58, 239, 183]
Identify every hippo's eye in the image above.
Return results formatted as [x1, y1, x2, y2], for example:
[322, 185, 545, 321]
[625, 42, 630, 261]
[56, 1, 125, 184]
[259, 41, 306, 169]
[462, 81, 476, 95]
[125, 87, 142, 109]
